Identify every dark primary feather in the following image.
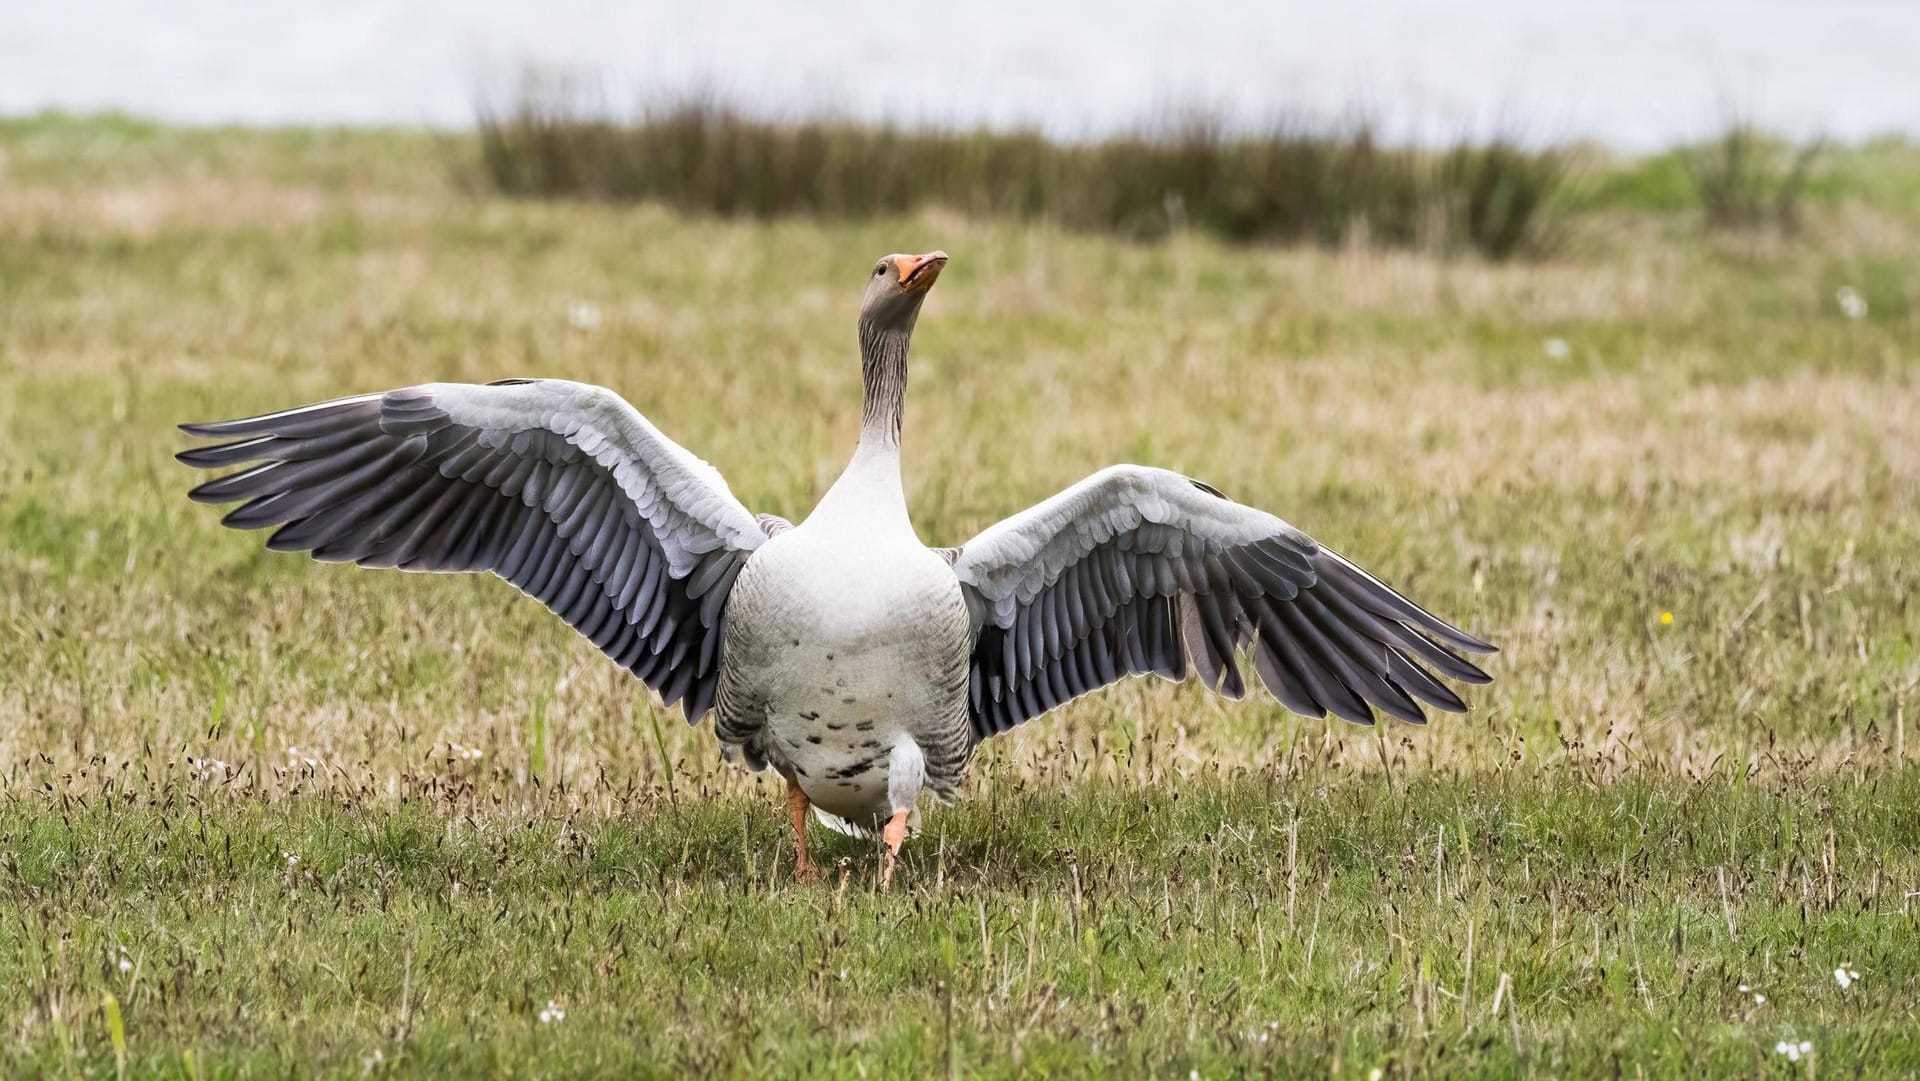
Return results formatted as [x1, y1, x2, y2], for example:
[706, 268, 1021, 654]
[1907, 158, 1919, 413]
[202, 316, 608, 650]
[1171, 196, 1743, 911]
[178, 382, 765, 723]
[951, 466, 1496, 741]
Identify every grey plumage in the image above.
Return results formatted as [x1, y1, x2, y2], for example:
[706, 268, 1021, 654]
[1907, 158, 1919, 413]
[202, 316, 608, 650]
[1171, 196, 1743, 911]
[178, 249, 1495, 874]
[948, 466, 1494, 739]
[179, 379, 766, 723]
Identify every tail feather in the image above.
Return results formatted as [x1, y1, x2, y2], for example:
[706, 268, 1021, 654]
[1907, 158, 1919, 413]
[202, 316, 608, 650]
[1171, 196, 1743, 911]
[811, 807, 873, 839]
[812, 806, 921, 840]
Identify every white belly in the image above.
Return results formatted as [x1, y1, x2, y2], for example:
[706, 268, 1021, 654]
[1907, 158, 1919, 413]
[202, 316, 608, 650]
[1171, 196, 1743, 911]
[715, 525, 972, 819]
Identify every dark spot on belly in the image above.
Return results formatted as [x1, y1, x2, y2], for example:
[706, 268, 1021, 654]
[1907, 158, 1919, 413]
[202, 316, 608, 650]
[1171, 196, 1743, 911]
[855, 721, 874, 732]
[860, 739, 880, 749]
[806, 735, 822, 745]
[826, 722, 845, 731]
[793, 764, 809, 777]
[835, 754, 885, 779]
[825, 653, 834, 660]
[799, 711, 819, 721]
[842, 697, 857, 705]
[791, 639, 801, 647]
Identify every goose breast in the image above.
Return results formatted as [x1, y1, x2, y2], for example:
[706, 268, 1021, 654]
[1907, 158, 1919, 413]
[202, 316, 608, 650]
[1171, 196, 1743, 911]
[714, 526, 973, 818]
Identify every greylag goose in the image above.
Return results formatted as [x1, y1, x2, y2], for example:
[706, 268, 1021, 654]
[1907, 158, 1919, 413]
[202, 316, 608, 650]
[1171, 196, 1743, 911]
[179, 250, 1496, 886]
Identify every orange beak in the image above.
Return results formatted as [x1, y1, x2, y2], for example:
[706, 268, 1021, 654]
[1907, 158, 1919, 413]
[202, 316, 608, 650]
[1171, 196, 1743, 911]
[896, 250, 948, 292]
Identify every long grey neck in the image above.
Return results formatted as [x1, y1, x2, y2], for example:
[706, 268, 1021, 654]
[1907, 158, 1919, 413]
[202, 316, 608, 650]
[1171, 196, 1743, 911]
[811, 318, 913, 528]
[857, 320, 912, 450]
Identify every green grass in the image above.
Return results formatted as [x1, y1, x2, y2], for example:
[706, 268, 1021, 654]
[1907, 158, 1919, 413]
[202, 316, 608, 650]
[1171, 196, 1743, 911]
[7, 770, 1919, 1077]
[2, 116, 1919, 1078]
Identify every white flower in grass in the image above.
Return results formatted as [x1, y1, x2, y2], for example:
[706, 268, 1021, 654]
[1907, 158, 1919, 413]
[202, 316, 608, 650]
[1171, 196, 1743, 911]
[1754, 992, 1767, 1004]
[567, 301, 602, 332]
[283, 851, 300, 867]
[1775, 1040, 1813, 1061]
[187, 756, 231, 781]
[538, 999, 566, 1024]
[1544, 337, 1571, 360]
[1836, 286, 1867, 320]
[117, 948, 133, 974]
[1835, 963, 1862, 989]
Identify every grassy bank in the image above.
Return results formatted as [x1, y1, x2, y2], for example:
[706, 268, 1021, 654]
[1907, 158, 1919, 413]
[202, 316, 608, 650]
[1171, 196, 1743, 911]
[2, 116, 1919, 1077]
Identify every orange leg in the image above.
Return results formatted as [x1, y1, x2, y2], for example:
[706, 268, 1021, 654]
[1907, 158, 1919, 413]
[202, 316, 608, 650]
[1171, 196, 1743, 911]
[787, 777, 819, 882]
[879, 810, 910, 890]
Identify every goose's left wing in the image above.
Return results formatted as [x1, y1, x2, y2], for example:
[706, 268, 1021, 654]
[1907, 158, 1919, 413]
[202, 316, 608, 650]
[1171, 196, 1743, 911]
[946, 465, 1497, 740]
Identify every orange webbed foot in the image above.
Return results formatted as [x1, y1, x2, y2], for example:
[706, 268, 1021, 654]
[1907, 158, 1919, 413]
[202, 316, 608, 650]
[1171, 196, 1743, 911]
[878, 810, 909, 891]
[786, 777, 819, 885]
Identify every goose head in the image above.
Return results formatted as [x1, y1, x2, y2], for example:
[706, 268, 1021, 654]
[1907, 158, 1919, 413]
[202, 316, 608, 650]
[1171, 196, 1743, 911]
[859, 250, 948, 332]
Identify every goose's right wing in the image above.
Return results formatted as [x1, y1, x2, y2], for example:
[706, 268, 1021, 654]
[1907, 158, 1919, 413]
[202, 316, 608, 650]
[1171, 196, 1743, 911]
[178, 378, 768, 722]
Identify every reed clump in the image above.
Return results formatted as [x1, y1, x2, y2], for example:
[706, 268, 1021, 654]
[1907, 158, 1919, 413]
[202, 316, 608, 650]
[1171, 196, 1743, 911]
[474, 93, 1574, 259]
[1685, 123, 1823, 231]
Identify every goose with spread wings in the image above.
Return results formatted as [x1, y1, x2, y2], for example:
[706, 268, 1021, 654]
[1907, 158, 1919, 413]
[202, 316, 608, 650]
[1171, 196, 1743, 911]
[179, 250, 1495, 886]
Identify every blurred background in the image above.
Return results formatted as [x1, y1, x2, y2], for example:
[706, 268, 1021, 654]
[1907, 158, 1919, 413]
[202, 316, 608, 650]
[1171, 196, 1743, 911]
[2, 3, 1918, 1077]
[6, 0, 1920, 146]
[7, 0, 1919, 258]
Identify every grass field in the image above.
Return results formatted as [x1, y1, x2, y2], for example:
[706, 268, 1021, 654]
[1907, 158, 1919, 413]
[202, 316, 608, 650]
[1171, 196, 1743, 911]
[2, 115, 1918, 1078]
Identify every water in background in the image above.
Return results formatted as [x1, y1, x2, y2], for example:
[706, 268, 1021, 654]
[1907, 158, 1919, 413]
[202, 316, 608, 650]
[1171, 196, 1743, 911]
[3, 0, 1916, 149]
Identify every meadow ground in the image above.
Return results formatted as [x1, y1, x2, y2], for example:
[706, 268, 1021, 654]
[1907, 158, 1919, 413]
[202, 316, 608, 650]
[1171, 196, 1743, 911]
[1, 117, 1918, 1078]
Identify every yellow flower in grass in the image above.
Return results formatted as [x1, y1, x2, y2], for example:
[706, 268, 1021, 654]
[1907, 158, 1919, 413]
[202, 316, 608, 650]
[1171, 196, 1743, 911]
[1659, 611, 1674, 626]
